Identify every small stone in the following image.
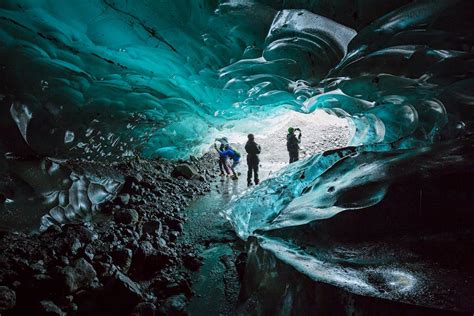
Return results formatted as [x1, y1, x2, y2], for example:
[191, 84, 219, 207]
[131, 302, 156, 316]
[164, 294, 187, 314]
[75, 226, 98, 243]
[142, 220, 163, 236]
[44, 224, 62, 235]
[70, 238, 82, 255]
[114, 209, 139, 225]
[39, 300, 65, 316]
[118, 193, 131, 205]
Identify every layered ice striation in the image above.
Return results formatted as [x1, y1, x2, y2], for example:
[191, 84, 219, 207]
[0, 1, 359, 160]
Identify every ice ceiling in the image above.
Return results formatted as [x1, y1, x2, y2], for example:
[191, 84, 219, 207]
[3, 0, 471, 160]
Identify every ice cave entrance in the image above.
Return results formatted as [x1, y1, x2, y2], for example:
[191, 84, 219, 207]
[211, 109, 350, 178]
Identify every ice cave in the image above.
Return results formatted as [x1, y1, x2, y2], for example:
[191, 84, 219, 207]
[0, 0, 473, 315]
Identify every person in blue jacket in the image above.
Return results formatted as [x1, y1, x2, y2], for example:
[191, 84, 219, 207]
[215, 143, 241, 180]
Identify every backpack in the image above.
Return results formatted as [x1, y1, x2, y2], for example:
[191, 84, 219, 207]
[233, 150, 241, 158]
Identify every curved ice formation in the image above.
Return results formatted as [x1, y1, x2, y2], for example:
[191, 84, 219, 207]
[228, 0, 474, 237]
[0, 1, 359, 160]
[225, 0, 474, 311]
[0, 1, 359, 229]
[0, 157, 122, 232]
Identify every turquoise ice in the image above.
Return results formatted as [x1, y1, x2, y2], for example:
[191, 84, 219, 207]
[0, 0, 474, 310]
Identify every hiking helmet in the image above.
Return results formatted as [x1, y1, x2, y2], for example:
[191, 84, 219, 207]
[288, 127, 294, 133]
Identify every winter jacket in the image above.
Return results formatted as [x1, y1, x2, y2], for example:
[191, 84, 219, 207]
[219, 149, 241, 162]
[287, 133, 301, 152]
[245, 141, 261, 161]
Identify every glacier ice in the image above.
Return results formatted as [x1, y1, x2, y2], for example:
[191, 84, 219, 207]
[0, 0, 473, 311]
[228, 0, 474, 238]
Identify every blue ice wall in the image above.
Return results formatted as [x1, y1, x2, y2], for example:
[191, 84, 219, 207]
[224, 1, 474, 310]
[228, 0, 474, 238]
[0, 0, 357, 159]
[1, 0, 470, 162]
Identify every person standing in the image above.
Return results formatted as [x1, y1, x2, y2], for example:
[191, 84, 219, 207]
[287, 127, 301, 163]
[245, 134, 261, 186]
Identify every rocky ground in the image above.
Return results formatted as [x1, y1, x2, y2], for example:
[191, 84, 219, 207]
[0, 111, 351, 316]
[0, 154, 219, 315]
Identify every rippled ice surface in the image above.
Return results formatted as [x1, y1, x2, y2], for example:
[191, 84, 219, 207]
[0, 158, 122, 232]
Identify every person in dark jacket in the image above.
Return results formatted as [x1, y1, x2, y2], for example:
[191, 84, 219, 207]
[245, 133, 261, 186]
[287, 127, 301, 163]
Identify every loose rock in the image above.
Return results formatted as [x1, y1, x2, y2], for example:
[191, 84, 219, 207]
[0, 286, 16, 312]
[171, 164, 198, 179]
[39, 300, 66, 316]
[114, 209, 139, 225]
[61, 258, 97, 293]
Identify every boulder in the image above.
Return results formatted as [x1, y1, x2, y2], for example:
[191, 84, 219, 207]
[111, 248, 133, 272]
[183, 252, 203, 271]
[171, 164, 197, 179]
[61, 258, 97, 293]
[131, 241, 171, 277]
[0, 286, 16, 312]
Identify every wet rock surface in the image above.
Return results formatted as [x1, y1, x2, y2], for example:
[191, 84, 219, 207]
[0, 154, 214, 315]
